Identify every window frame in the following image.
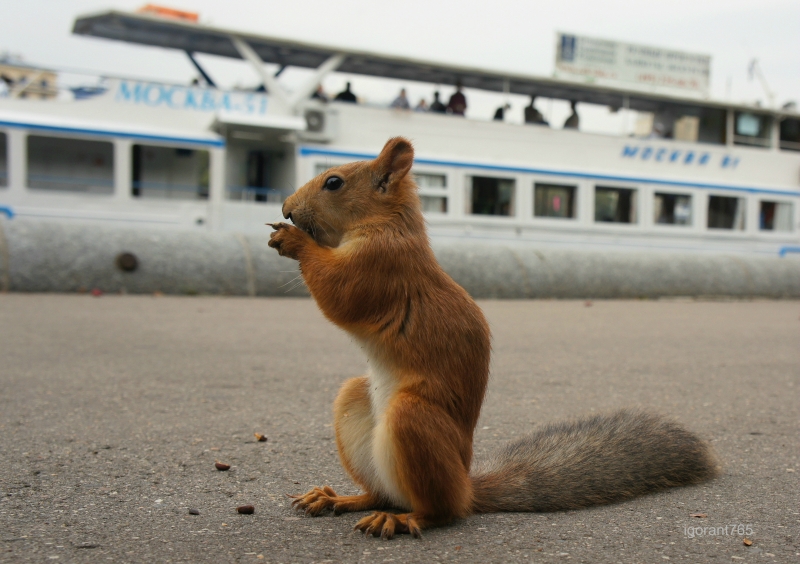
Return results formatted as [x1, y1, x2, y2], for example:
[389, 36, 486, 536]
[0, 129, 7, 188]
[652, 190, 694, 228]
[757, 198, 795, 233]
[25, 132, 115, 196]
[592, 183, 640, 226]
[467, 174, 517, 219]
[533, 181, 578, 221]
[131, 142, 211, 201]
[705, 193, 748, 233]
[413, 170, 449, 216]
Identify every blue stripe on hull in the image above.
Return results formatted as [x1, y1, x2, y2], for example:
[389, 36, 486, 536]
[0, 120, 225, 148]
[299, 146, 800, 198]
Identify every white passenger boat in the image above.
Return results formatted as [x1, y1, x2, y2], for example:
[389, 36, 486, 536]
[0, 8, 798, 258]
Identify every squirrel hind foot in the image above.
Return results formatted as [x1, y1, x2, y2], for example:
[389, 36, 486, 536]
[354, 512, 422, 539]
[291, 487, 382, 516]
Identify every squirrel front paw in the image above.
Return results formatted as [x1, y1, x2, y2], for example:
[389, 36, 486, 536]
[268, 222, 309, 260]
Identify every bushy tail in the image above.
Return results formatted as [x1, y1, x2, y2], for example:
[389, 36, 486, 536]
[471, 409, 720, 513]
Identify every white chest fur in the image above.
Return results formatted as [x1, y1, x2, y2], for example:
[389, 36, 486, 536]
[367, 353, 398, 418]
[363, 347, 411, 509]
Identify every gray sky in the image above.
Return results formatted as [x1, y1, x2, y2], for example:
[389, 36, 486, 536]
[1, 0, 798, 129]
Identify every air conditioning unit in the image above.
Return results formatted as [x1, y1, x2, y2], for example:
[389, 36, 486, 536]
[298, 106, 338, 142]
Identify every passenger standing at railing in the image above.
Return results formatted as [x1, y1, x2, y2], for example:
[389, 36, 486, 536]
[429, 91, 446, 113]
[334, 82, 357, 103]
[493, 103, 511, 121]
[447, 82, 467, 116]
[311, 84, 329, 102]
[390, 88, 411, 110]
[415, 98, 429, 112]
[524, 96, 548, 125]
[563, 100, 579, 129]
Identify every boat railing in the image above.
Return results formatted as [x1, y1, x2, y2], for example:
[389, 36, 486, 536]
[226, 186, 287, 203]
[779, 140, 800, 152]
[131, 180, 209, 199]
[27, 174, 114, 192]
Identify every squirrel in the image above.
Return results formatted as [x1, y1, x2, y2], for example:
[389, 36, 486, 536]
[267, 137, 720, 539]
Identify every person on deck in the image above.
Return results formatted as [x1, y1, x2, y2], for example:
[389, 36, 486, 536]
[563, 100, 579, 129]
[493, 103, 511, 121]
[311, 84, 328, 102]
[390, 88, 411, 110]
[524, 96, 548, 125]
[429, 91, 446, 113]
[447, 82, 467, 116]
[334, 82, 357, 103]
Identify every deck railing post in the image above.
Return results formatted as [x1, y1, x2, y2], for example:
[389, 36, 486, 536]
[208, 148, 226, 230]
[114, 139, 132, 202]
[725, 109, 735, 147]
[7, 129, 26, 195]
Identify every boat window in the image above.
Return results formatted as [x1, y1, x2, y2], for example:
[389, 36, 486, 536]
[0, 132, 7, 187]
[779, 118, 800, 152]
[534, 183, 576, 219]
[27, 135, 113, 194]
[697, 108, 727, 145]
[415, 173, 447, 214]
[759, 201, 793, 232]
[132, 144, 209, 200]
[707, 195, 746, 230]
[421, 195, 447, 213]
[733, 112, 772, 149]
[470, 176, 515, 216]
[654, 192, 692, 226]
[636, 106, 725, 145]
[594, 186, 637, 223]
[226, 146, 287, 203]
[415, 173, 446, 190]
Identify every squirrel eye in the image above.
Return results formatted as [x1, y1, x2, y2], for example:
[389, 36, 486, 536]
[324, 176, 344, 191]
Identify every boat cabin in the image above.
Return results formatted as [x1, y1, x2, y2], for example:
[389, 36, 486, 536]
[0, 8, 798, 257]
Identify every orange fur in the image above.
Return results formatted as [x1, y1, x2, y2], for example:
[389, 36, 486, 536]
[270, 138, 491, 537]
[269, 137, 718, 539]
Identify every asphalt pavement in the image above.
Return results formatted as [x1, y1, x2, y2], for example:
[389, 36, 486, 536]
[0, 295, 798, 563]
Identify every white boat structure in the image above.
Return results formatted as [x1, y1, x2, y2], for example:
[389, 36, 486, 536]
[0, 8, 798, 259]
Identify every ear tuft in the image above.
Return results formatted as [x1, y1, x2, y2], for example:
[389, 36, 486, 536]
[373, 137, 414, 191]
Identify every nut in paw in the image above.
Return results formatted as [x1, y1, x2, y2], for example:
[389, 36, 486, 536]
[267, 222, 308, 260]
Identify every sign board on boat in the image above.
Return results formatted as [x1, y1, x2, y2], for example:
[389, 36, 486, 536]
[554, 33, 710, 96]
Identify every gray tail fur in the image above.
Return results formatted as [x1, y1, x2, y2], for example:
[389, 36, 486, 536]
[470, 409, 720, 513]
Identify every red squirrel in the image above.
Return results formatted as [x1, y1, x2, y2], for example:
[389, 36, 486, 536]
[267, 137, 719, 539]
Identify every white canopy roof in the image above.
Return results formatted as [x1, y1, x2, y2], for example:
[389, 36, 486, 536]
[73, 10, 798, 118]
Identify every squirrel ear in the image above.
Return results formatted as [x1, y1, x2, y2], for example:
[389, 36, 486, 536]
[373, 137, 414, 192]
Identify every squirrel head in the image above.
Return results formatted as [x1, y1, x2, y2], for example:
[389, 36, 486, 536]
[281, 137, 420, 247]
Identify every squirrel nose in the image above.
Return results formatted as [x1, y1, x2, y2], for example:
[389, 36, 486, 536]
[281, 203, 291, 221]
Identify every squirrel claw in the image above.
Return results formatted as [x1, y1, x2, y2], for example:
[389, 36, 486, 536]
[355, 512, 422, 540]
[290, 485, 340, 516]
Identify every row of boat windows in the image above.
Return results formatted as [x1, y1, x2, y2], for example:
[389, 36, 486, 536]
[311, 163, 795, 233]
[0, 134, 212, 199]
[409, 173, 793, 233]
[0, 134, 794, 233]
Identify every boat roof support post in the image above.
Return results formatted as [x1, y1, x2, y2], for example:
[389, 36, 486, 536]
[725, 109, 735, 146]
[230, 35, 292, 112]
[185, 51, 217, 88]
[11, 71, 46, 98]
[770, 116, 780, 152]
[288, 53, 345, 109]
